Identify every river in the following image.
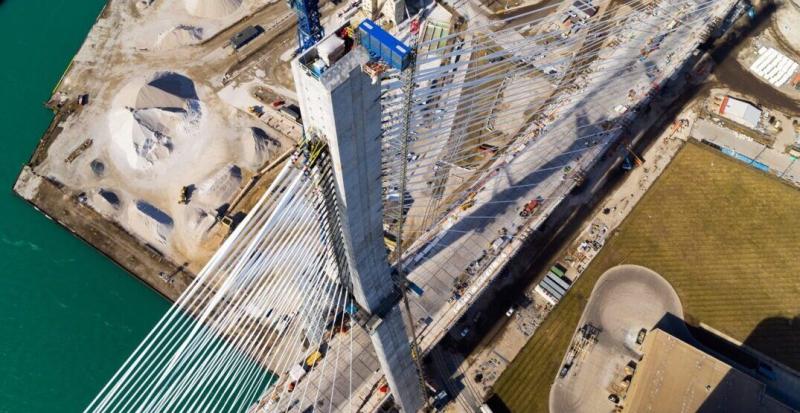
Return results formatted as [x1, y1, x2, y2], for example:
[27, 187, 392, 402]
[0, 2, 168, 412]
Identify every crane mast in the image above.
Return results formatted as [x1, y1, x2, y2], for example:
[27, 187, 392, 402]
[287, 0, 323, 51]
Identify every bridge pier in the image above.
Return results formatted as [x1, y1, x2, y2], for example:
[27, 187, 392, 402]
[291, 23, 424, 412]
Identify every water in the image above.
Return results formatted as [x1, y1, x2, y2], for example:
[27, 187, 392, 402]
[0, 2, 169, 412]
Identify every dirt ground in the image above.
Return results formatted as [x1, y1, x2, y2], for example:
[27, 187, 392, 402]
[492, 141, 800, 412]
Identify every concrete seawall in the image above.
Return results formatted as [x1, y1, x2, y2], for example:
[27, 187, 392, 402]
[13, 166, 191, 301]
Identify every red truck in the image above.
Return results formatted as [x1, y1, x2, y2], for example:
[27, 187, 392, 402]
[519, 196, 544, 217]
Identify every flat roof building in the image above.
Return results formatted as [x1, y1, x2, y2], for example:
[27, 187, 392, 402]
[624, 329, 797, 412]
[749, 47, 799, 87]
[719, 96, 762, 129]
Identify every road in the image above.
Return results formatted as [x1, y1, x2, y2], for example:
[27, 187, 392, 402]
[429, 347, 483, 411]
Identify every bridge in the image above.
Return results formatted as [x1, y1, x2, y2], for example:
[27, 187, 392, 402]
[85, 0, 740, 411]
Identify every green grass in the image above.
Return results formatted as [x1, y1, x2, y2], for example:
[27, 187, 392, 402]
[492, 141, 800, 413]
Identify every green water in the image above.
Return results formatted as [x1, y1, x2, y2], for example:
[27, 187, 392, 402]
[0, 2, 169, 412]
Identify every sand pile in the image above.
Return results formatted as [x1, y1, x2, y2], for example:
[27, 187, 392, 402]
[181, 207, 218, 247]
[184, 0, 243, 18]
[109, 72, 202, 170]
[131, 200, 174, 247]
[155, 25, 204, 50]
[242, 127, 280, 168]
[193, 164, 243, 209]
[89, 188, 125, 218]
[131, 71, 199, 109]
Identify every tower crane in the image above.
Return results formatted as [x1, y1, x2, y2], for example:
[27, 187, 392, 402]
[287, 0, 324, 51]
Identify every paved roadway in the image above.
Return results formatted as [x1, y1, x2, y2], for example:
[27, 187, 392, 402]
[692, 118, 800, 185]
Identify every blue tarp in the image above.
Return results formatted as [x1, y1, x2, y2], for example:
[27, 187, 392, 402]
[719, 146, 771, 173]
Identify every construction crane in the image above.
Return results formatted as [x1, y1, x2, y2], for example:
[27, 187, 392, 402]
[287, 0, 323, 52]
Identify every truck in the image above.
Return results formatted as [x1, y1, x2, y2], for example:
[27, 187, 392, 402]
[520, 196, 544, 217]
[489, 236, 508, 254]
[230, 25, 264, 50]
[305, 350, 323, 367]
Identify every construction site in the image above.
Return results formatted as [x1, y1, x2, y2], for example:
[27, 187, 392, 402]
[12, 0, 786, 411]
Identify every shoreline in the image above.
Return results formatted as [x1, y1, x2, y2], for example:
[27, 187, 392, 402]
[13, 166, 190, 301]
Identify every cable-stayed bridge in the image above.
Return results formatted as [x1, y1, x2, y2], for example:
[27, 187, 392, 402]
[86, 0, 742, 411]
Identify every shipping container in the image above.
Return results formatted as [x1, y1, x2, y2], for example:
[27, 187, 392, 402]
[358, 19, 412, 71]
[547, 273, 571, 291]
[539, 278, 565, 299]
[540, 276, 567, 296]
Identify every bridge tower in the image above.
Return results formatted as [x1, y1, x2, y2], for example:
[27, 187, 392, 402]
[290, 22, 424, 412]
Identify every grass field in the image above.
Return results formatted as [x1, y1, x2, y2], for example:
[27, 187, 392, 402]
[492, 141, 800, 413]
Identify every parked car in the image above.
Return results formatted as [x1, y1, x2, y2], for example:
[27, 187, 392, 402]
[636, 328, 647, 345]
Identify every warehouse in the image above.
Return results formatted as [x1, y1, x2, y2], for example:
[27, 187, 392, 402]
[749, 47, 799, 88]
[718, 96, 762, 129]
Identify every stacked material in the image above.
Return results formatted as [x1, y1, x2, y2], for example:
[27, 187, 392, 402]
[749, 47, 799, 87]
[184, 0, 243, 18]
[132, 201, 174, 246]
[242, 127, 279, 168]
[155, 25, 204, 50]
[193, 164, 244, 209]
[109, 72, 202, 170]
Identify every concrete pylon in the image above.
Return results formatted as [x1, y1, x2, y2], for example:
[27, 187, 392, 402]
[291, 23, 424, 412]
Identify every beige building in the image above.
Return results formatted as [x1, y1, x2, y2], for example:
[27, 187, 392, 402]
[624, 329, 797, 413]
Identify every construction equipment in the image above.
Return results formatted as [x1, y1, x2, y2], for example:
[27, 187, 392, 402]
[179, 185, 193, 204]
[305, 350, 323, 367]
[460, 192, 477, 211]
[287, 0, 323, 52]
[573, 171, 586, 187]
[410, 18, 421, 34]
[248, 105, 263, 117]
[362, 61, 388, 82]
[622, 143, 643, 170]
[520, 196, 544, 217]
